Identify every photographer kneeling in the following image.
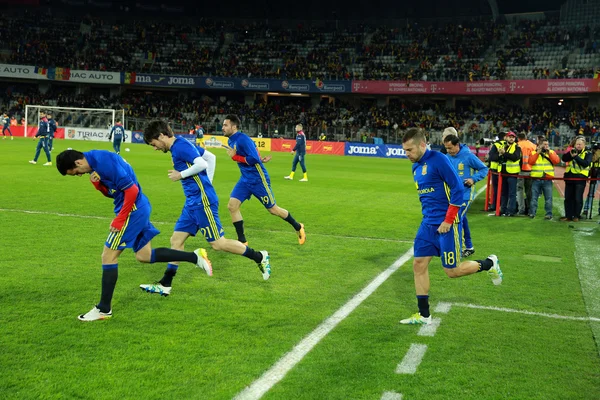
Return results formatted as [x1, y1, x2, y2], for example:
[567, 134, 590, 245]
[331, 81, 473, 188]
[561, 136, 592, 222]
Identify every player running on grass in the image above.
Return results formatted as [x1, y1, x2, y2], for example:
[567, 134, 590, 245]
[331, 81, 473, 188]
[56, 149, 213, 321]
[141, 120, 271, 295]
[400, 128, 503, 325]
[221, 114, 306, 246]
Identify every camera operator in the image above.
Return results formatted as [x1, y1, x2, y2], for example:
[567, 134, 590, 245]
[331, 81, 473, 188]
[487, 131, 506, 211]
[528, 138, 560, 219]
[561, 136, 592, 222]
[582, 144, 600, 218]
[496, 131, 521, 216]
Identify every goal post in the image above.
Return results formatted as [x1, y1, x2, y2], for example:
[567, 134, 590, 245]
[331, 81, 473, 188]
[24, 105, 125, 137]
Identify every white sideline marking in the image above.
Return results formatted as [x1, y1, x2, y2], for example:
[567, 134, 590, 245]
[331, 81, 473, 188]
[0, 208, 412, 244]
[233, 249, 414, 400]
[452, 303, 600, 322]
[417, 318, 441, 337]
[395, 343, 428, 374]
[381, 391, 403, 400]
[434, 302, 452, 314]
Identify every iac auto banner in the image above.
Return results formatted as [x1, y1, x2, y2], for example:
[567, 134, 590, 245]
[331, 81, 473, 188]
[351, 79, 600, 95]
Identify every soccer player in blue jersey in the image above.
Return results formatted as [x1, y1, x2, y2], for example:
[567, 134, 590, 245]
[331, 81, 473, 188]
[222, 114, 306, 245]
[108, 119, 126, 154]
[2, 112, 13, 140]
[284, 124, 308, 181]
[47, 112, 57, 150]
[400, 129, 502, 325]
[56, 149, 212, 321]
[141, 120, 271, 290]
[29, 112, 52, 166]
[443, 134, 489, 258]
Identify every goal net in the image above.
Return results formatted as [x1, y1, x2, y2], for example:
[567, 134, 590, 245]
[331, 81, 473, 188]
[24, 105, 124, 138]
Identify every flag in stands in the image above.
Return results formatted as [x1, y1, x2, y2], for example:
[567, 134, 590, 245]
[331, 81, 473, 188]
[47, 67, 71, 81]
[145, 52, 156, 61]
[34, 67, 47, 76]
[124, 72, 137, 84]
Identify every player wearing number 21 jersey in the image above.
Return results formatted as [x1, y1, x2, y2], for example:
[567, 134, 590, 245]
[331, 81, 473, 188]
[142, 120, 272, 290]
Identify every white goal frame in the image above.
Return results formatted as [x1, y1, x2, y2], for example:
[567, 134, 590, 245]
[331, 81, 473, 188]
[24, 105, 125, 137]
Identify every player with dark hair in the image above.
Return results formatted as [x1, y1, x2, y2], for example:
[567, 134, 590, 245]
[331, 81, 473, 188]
[29, 112, 52, 166]
[55, 149, 212, 321]
[443, 134, 488, 257]
[284, 123, 308, 181]
[108, 119, 126, 154]
[142, 120, 271, 288]
[400, 128, 502, 325]
[221, 114, 306, 245]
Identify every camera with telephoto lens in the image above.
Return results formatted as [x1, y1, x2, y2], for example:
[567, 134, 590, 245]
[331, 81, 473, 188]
[591, 142, 600, 151]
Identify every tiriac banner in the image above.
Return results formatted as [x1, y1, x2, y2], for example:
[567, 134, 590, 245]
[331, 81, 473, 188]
[64, 127, 132, 143]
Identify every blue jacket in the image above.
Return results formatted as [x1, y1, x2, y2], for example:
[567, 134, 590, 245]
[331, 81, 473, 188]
[35, 118, 50, 138]
[48, 119, 57, 137]
[293, 131, 306, 154]
[445, 144, 489, 202]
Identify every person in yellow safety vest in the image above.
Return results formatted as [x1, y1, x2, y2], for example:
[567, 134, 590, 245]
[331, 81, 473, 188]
[528, 137, 560, 219]
[319, 133, 327, 141]
[516, 132, 537, 215]
[495, 131, 521, 216]
[560, 136, 592, 222]
[486, 131, 506, 211]
[582, 146, 600, 218]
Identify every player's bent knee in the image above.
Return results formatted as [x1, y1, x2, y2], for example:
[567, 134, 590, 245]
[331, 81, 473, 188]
[227, 201, 240, 213]
[443, 268, 460, 278]
[135, 252, 151, 263]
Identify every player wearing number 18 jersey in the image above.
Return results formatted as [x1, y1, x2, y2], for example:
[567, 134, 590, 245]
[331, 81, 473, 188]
[399, 128, 503, 326]
[143, 120, 272, 288]
[222, 114, 306, 245]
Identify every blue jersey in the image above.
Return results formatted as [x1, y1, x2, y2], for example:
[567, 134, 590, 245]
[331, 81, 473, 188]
[109, 124, 125, 141]
[195, 128, 204, 138]
[171, 136, 218, 208]
[48, 119, 57, 137]
[445, 144, 489, 202]
[35, 118, 50, 137]
[412, 149, 464, 225]
[228, 131, 269, 184]
[293, 131, 306, 154]
[85, 150, 151, 214]
[2, 116, 8, 127]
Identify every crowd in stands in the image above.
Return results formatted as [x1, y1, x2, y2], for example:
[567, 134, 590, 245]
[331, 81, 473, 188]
[1, 9, 599, 82]
[2, 83, 599, 145]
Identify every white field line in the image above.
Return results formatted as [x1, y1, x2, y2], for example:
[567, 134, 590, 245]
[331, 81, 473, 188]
[233, 249, 414, 400]
[451, 303, 600, 322]
[434, 302, 452, 314]
[0, 208, 412, 244]
[572, 231, 600, 357]
[395, 343, 428, 374]
[417, 318, 442, 337]
[381, 391, 403, 400]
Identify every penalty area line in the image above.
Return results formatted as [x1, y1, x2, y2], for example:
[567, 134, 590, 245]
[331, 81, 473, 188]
[233, 248, 414, 400]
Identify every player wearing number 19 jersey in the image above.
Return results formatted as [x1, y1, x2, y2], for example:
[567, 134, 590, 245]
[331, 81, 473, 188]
[222, 114, 306, 246]
[399, 129, 502, 326]
[143, 120, 272, 287]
